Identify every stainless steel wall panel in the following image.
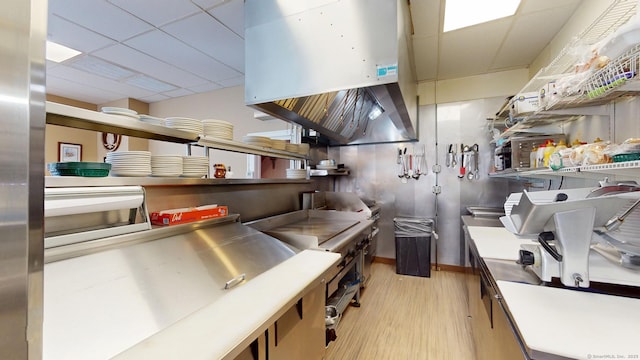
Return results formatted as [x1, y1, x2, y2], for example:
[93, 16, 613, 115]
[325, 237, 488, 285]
[329, 98, 521, 265]
[0, 0, 46, 357]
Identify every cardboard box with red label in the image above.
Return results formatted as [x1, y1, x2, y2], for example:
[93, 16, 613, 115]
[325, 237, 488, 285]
[150, 204, 228, 226]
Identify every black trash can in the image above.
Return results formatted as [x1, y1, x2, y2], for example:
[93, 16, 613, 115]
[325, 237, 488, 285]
[394, 217, 433, 277]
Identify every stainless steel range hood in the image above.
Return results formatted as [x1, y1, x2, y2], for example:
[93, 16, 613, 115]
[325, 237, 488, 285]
[244, 0, 418, 145]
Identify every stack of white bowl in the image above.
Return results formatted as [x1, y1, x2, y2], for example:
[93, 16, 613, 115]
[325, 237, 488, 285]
[151, 155, 183, 177]
[182, 156, 209, 178]
[165, 117, 203, 134]
[139, 114, 165, 126]
[271, 139, 287, 150]
[242, 135, 273, 148]
[202, 119, 233, 140]
[105, 151, 152, 177]
[286, 168, 307, 179]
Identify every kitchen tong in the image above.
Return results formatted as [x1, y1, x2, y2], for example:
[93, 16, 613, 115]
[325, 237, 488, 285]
[449, 143, 479, 180]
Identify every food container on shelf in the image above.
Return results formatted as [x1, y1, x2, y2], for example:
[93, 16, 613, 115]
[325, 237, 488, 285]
[509, 92, 540, 116]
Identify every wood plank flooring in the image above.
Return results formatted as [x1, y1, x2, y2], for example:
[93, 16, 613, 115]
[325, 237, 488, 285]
[325, 262, 475, 360]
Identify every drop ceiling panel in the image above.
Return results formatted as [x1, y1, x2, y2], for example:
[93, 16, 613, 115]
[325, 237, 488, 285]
[520, 0, 581, 14]
[48, 15, 116, 53]
[438, 19, 513, 79]
[92, 44, 209, 88]
[107, 0, 201, 27]
[49, 0, 153, 42]
[413, 35, 439, 81]
[140, 93, 171, 103]
[216, 75, 245, 87]
[47, 64, 156, 99]
[410, 0, 441, 38]
[191, 0, 228, 10]
[162, 88, 195, 98]
[124, 30, 242, 82]
[47, 75, 125, 104]
[162, 12, 244, 72]
[492, 7, 577, 70]
[188, 82, 223, 93]
[206, 0, 245, 36]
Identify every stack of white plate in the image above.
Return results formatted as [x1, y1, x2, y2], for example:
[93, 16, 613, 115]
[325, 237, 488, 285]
[182, 156, 209, 178]
[101, 107, 140, 119]
[151, 155, 183, 177]
[165, 117, 203, 134]
[139, 114, 165, 126]
[242, 136, 273, 148]
[286, 169, 307, 179]
[202, 119, 233, 140]
[271, 139, 287, 150]
[105, 151, 151, 177]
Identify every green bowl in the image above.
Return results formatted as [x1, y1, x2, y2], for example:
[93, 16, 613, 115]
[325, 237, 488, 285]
[47, 162, 111, 177]
[612, 153, 640, 163]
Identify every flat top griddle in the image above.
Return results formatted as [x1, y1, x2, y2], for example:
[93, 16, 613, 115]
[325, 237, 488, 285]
[265, 218, 359, 246]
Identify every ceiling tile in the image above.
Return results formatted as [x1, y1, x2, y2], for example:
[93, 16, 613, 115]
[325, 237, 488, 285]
[107, 0, 201, 27]
[47, 75, 125, 104]
[216, 75, 244, 87]
[438, 19, 513, 79]
[162, 88, 195, 98]
[188, 82, 223, 93]
[162, 12, 244, 72]
[48, 15, 116, 53]
[49, 0, 153, 41]
[410, 0, 441, 37]
[124, 30, 242, 82]
[412, 35, 439, 81]
[48, 63, 156, 99]
[92, 44, 210, 88]
[206, 0, 245, 37]
[492, 6, 578, 70]
[191, 0, 227, 10]
[520, 0, 581, 15]
[140, 93, 171, 103]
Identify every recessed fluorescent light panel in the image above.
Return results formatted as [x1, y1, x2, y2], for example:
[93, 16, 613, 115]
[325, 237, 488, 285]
[443, 0, 521, 32]
[69, 56, 135, 80]
[46, 41, 81, 63]
[125, 75, 177, 92]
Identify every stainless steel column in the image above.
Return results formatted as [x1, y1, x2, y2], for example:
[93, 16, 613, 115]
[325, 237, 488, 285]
[0, 0, 46, 358]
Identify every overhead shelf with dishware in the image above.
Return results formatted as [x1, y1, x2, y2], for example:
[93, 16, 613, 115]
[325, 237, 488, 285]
[46, 101, 309, 162]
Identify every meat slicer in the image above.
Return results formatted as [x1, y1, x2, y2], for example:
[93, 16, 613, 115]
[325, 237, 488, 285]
[500, 186, 640, 288]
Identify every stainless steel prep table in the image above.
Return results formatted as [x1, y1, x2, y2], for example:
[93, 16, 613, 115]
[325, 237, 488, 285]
[43, 216, 299, 360]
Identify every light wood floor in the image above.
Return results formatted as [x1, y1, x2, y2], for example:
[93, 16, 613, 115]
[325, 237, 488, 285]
[325, 262, 475, 360]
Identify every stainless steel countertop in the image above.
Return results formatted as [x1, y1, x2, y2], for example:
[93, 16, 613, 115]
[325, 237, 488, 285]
[461, 215, 504, 228]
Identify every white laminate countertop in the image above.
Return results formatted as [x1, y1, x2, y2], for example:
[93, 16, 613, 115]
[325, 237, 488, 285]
[498, 281, 640, 360]
[113, 249, 340, 360]
[466, 225, 537, 260]
[468, 225, 640, 360]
